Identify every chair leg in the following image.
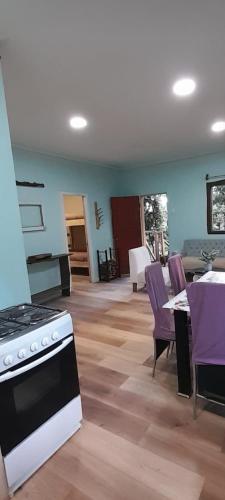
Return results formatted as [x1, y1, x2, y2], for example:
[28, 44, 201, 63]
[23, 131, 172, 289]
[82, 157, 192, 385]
[152, 339, 157, 377]
[166, 341, 174, 358]
[193, 364, 197, 420]
[166, 343, 170, 358]
[133, 283, 138, 293]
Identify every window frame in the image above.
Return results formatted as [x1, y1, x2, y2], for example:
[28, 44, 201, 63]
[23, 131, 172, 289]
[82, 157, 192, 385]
[19, 203, 45, 232]
[207, 179, 225, 234]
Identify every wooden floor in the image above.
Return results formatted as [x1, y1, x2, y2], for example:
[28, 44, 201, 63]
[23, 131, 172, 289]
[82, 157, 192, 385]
[16, 277, 225, 500]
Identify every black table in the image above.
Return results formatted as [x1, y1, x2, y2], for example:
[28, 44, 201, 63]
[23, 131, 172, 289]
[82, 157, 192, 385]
[27, 253, 71, 300]
[164, 270, 225, 398]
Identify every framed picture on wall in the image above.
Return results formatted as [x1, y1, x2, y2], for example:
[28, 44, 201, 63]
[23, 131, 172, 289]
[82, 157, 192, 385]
[19, 204, 45, 232]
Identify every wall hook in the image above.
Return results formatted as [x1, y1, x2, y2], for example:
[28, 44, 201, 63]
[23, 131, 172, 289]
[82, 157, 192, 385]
[94, 202, 103, 229]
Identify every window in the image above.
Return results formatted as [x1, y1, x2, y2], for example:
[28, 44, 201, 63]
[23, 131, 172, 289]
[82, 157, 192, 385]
[19, 204, 45, 232]
[207, 180, 225, 234]
[142, 193, 168, 258]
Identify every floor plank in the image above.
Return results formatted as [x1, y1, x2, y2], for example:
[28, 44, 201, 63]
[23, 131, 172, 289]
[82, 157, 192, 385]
[67, 420, 204, 500]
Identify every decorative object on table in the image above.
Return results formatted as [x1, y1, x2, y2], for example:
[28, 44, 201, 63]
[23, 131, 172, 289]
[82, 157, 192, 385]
[94, 202, 103, 229]
[19, 204, 45, 232]
[16, 180, 45, 188]
[200, 248, 219, 271]
[97, 247, 120, 281]
[181, 239, 225, 272]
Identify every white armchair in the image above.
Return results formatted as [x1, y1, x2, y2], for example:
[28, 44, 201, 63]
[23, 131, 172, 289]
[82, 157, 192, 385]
[129, 246, 170, 292]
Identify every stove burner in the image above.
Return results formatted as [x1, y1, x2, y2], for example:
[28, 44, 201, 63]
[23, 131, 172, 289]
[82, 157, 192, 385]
[6, 306, 57, 325]
[0, 320, 26, 339]
[0, 303, 63, 327]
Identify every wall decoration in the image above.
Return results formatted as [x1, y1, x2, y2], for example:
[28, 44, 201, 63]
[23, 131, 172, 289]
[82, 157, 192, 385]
[19, 204, 45, 232]
[94, 201, 103, 229]
[16, 180, 45, 188]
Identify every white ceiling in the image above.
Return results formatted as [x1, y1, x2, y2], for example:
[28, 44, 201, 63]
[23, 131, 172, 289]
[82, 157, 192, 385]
[0, 0, 225, 167]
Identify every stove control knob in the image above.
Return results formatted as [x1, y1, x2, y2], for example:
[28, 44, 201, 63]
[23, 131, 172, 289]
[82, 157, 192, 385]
[41, 337, 49, 347]
[52, 331, 59, 341]
[18, 349, 26, 359]
[4, 355, 13, 366]
[30, 342, 38, 352]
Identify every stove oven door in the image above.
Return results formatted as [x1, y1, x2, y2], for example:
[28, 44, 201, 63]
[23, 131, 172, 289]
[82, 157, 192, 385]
[0, 335, 80, 457]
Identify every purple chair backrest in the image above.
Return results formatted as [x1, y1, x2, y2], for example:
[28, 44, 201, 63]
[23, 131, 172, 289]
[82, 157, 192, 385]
[145, 263, 173, 340]
[187, 282, 225, 365]
[168, 254, 186, 295]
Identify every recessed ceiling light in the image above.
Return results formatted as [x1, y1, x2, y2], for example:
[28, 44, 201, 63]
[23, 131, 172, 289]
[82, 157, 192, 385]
[211, 121, 225, 133]
[69, 115, 88, 130]
[172, 78, 196, 97]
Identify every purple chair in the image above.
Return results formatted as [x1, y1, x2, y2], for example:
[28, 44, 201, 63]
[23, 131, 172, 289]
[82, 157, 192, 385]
[187, 281, 225, 418]
[145, 263, 175, 377]
[168, 254, 186, 295]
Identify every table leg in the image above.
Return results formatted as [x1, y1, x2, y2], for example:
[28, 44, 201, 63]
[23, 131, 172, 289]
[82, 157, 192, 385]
[174, 310, 192, 398]
[59, 255, 71, 296]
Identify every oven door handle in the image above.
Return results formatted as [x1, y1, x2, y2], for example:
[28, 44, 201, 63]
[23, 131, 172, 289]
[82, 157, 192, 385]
[0, 336, 73, 383]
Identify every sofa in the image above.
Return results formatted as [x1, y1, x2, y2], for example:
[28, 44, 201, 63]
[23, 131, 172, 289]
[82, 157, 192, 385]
[181, 239, 225, 271]
[128, 246, 170, 291]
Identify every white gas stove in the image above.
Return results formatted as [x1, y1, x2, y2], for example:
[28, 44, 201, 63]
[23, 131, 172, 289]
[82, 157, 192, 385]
[0, 304, 73, 372]
[0, 303, 82, 494]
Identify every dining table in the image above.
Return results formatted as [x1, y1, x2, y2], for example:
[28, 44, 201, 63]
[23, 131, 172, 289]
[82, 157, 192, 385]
[163, 271, 225, 398]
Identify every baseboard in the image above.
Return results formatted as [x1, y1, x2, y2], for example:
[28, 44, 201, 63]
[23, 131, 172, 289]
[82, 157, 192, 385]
[71, 267, 89, 276]
[31, 286, 62, 304]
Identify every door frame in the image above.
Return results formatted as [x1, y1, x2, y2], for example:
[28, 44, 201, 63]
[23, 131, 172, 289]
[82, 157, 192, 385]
[60, 192, 93, 282]
[139, 196, 146, 246]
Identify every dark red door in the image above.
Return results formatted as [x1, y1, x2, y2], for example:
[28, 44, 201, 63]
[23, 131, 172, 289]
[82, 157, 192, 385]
[111, 196, 142, 274]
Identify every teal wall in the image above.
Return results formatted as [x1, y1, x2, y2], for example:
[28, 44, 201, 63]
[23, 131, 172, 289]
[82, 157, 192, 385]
[118, 153, 225, 253]
[0, 65, 30, 307]
[14, 148, 119, 294]
[13, 145, 225, 297]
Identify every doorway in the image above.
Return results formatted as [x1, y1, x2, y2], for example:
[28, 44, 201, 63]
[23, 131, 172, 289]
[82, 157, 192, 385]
[110, 194, 169, 276]
[111, 196, 142, 274]
[63, 194, 90, 281]
[142, 193, 168, 260]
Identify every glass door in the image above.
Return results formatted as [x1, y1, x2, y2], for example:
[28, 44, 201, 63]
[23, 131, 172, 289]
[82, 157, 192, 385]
[142, 193, 168, 261]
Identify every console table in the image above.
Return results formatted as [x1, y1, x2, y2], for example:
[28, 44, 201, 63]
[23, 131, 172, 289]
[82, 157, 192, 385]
[27, 253, 71, 302]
